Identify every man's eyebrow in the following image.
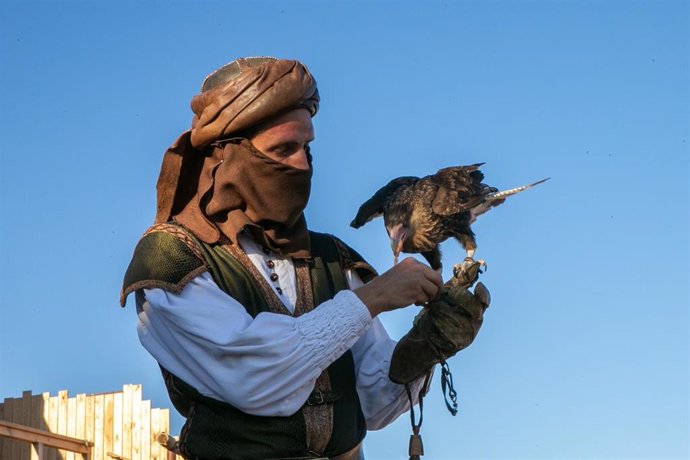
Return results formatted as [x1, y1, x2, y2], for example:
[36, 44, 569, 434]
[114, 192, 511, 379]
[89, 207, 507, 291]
[270, 137, 315, 147]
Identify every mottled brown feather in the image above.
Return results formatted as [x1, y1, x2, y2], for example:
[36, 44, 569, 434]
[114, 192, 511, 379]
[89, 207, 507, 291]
[351, 163, 544, 271]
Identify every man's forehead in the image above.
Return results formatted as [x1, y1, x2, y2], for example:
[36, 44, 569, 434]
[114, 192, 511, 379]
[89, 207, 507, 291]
[254, 109, 314, 139]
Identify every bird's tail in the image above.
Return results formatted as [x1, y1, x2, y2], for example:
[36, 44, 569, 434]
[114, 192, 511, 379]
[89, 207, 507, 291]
[486, 177, 550, 201]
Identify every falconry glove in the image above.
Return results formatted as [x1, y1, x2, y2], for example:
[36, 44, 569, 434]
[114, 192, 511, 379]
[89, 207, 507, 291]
[389, 259, 490, 386]
[389, 260, 489, 459]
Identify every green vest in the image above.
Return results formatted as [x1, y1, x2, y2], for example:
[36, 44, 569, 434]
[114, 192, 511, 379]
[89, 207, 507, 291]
[121, 223, 377, 459]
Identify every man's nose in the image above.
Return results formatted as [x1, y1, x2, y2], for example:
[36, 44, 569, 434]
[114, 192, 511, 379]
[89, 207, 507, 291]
[290, 149, 311, 170]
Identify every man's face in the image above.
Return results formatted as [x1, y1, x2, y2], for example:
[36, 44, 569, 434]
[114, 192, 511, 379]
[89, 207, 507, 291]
[250, 109, 314, 171]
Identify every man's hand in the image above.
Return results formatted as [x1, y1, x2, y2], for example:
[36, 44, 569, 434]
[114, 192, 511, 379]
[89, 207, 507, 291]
[353, 257, 442, 317]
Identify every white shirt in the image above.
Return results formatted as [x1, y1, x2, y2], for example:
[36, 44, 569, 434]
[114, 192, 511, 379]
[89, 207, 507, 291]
[136, 235, 426, 430]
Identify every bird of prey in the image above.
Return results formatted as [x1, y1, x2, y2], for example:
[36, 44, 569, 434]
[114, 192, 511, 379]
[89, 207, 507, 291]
[350, 163, 548, 271]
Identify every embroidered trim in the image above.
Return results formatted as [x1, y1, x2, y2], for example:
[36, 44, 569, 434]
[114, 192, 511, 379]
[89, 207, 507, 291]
[294, 260, 333, 455]
[303, 371, 334, 455]
[221, 243, 290, 316]
[144, 222, 205, 261]
[120, 265, 208, 306]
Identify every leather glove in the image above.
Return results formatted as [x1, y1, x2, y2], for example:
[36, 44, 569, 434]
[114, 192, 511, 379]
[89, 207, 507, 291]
[389, 259, 490, 385]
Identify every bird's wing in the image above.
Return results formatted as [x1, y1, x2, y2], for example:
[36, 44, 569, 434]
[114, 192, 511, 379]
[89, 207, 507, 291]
[429, 164, 489, 216]
[350, 176, 419, 228]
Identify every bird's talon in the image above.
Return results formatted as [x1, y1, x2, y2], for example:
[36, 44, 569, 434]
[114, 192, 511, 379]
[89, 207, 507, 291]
[450, 257, 485, 288]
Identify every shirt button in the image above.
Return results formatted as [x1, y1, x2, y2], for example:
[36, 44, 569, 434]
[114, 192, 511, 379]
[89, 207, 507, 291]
[266, 260, 275, 269]
[276, 287, 283, 295]
[270, 273, 279, 282]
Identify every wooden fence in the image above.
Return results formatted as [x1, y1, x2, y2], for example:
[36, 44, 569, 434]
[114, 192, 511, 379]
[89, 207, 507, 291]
[0, 384, 183, 460]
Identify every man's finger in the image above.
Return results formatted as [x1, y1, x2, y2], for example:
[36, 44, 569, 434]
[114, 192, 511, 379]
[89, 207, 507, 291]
[420, 279, 441, 302]
[474, 282, 491, 308]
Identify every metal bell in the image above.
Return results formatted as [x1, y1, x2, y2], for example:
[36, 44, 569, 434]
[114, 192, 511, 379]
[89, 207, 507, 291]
[408, 433, 424, 459]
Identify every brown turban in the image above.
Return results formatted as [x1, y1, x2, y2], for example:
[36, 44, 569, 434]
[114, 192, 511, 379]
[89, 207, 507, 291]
[154, 57, 319, 258]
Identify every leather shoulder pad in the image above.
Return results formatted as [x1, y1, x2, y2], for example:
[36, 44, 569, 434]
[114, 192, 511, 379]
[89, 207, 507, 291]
[120, 223, 207, 307]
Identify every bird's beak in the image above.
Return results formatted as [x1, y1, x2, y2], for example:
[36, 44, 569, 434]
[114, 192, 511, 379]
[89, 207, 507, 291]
[389, 225, 406, 265]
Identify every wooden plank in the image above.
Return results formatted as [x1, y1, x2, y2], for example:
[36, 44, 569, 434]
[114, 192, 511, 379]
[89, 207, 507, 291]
[30, 394, 45, 460]
[66, 394, 77, 460]
[121, 385, 132, 460]
[94, 394, 104, 460]
[57, 391, 68, 435]
[57, 390, 68, 458]
[140, 400, 150, 460]
[0, 399, 10, 459]
[32, 440, 44, 459]
[104, 394, 114, 459]
[0, 400, 3, 456]
[21, 390, 32, 460]
[0, 420, 91, 454]
[35, 393, 49, 431]
[84, 395, 96, 460]
[159, 409, 169, 460]
[3, 397, 15, 422]
[3, 398, 15, 460]
[22, 392, 32, 427]
[36, 393, 53, 460]
[12, 396, 22, 460]
[112, 393, 123, 458]
[46, 395, 59, 460]
[130, 385, 142, 460]
[149, 408, 160, 460]
[75, 393, 86, 446]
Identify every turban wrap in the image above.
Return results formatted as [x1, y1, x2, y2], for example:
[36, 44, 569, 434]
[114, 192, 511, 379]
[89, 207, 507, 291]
[154, 57, 320, 258]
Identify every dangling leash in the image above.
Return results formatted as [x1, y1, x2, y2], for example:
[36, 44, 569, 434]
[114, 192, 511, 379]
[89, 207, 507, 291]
[440, 360, 458, 416]
[403, 361, 459, 459]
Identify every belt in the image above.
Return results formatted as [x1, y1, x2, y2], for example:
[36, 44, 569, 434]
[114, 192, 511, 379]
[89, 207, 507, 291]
[267, 442, 364, 460]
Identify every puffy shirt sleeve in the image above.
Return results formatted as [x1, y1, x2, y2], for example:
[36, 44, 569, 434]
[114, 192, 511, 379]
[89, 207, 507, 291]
[137, 272, 372, 417]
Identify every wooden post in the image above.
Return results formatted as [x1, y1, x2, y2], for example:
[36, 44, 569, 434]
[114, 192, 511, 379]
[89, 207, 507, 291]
[32, 441, 44, 459]
[131, 384, 142, 460]
[140, 400, 151, 460]
[122, 385, 132, 460]
[94, 394, 104, 460]
[112, 392, 123, 458]
[57, 390, 68, 458]
[22, 391, 32, 460]
[76, 393, 86, 449]
[67, 393, 77, 460]
[13, 397, 22, 460]
[46, 395, 59, 460]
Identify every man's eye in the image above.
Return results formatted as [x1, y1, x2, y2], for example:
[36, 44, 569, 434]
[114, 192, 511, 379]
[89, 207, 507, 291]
[272, 146, 290, 157]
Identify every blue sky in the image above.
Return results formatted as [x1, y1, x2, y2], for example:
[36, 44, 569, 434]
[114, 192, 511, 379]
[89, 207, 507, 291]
[0, 1, 688, 459]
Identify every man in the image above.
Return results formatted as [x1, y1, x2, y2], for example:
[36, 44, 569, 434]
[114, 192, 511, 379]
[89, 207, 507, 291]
[121, 57, 488, 460]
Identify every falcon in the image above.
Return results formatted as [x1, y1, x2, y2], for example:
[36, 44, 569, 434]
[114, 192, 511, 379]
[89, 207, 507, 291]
[350, 163, 548, 271]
